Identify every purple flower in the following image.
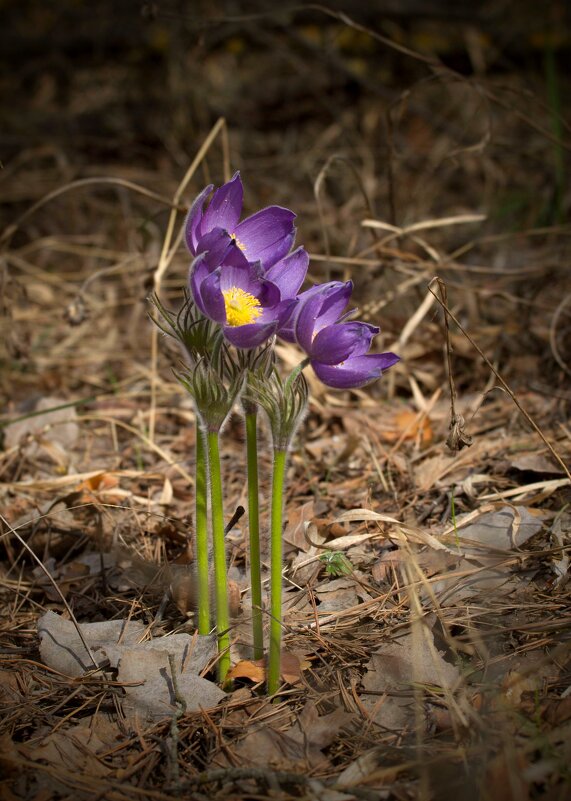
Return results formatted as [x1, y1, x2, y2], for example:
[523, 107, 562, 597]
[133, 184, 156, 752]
[184, 172, 296, 270]
[293, 282, 400, 389]
[189, 244, 297, 349]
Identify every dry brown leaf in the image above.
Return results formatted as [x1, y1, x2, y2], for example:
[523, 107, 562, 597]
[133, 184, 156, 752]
[233, 700, 352, 770]
[283, 499, 315, 551]
[227, 652, 309, 684]
[118, 647, 225, 721]
[544, 696, 571, 726]
[4, 397, 79, 457]
[511, 453, 564, 475]
[227, 659, 266, 683]
[485, 749, 530, 801]
[19, 723, 111, 779]
[360, 630, 460, 730]
[382, 409, 433, 444]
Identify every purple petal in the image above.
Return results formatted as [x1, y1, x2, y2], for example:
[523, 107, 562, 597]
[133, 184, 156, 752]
[197, 270, 227, 323]
[277, 283, 332, 342]
[223, 321, 279, 349]
[311, 322, 379, 365]
[234, 206, 296, 268]
[218, 247, 256, 293]
[188, 253, 213, 315]
[294, 292, 326, 355]
[256, 280, 282, 308]
[312, 352, 400, 389]
[200, 172, 243, 237]
[195, 227, 232, 268]
[265, 247, 309, 300]
[184, 184, 213, 255]
[315, 281, 353, 329]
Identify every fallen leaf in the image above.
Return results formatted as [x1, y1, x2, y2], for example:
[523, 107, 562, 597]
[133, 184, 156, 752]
[19, 720, 114, 780]
[544, 696, 571, 726]
[227, 659, 265, 683]
[315, 577, 359, 612]
[4, 396, 79, 466]
[233, 701, 352, 769]
[227, 652, 309, 684]
[550, 513, 570, 587]
[38, 611, 145, 676]
[454, 506, 544, 551]
[511, 453, 564, 475]
[283, 500, 315, 551]
[37, 610, 217, 679]
[118, 647, 225, 721]
[75, 472, 121, 504]
[360, 630, 460, 730]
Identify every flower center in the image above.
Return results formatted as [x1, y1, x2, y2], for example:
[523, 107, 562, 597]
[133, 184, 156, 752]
[230, 233, 246, 251]
[222, 287, 262, 327]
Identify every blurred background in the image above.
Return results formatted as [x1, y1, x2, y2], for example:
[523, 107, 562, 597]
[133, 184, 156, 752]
[1, 0, 569, 406]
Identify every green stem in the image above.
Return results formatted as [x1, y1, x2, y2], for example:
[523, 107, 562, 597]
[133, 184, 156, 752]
[267, 447, 287, 695]
[206, 430, 231, 683]
[195, 420, 210, 635]
[245, 408, 264, 660]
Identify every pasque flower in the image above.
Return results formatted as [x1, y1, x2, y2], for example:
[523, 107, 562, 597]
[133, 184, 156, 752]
[189, 242, 306, 349]
[185, 172, 296, 270]
[293, 281, 400, 388]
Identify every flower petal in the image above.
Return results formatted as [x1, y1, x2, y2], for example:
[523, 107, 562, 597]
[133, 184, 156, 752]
[265, 247, 309, 300]
[234, 206, 296, 268]
[315, 281, 353, 329]
[188, 253, 213, 315]
[312, 352, 400, 389]
[292, 281, 352, 353]
[277, 283, 327, 342]
[223, 321, 279, 349]
[218, 246, 255, 293]
[184, 183, 213, 255]
[311, 322, 379, 365]
[196, 270, 227, 324]
[200, 172, 243, 237]
[195, 227, 232, 268]
[294, 292, 326, 355]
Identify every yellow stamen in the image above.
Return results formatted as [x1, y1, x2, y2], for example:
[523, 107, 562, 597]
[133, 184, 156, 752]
[222, 287, 262, 327]
[230, 233, 246, 251]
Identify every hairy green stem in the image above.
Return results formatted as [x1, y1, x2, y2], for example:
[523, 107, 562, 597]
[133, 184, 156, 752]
[245, 409, 264, 659]
[195, 421, 210, 635]
[267, 447, 287, 695]
[206, 430, 231, 682]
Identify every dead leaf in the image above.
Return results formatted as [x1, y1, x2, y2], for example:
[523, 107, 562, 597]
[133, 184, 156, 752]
[283, 500, 315, 551]
[38, 611, 145, 676]
[118, 647, 225, 721]
[544, 696, 571, 726]
[315, 577, 359, 612]
[485, 749, 530, 801]
[454, 506, 544, 551]
[233, 701, 352, 769]
[4, 397, 79, 465]
[511, 453, 564, 475]
[37, 610, 217, 679]
[360, 630, 460, 730]
[75, 472, 121, 503]
[19, 720, 114, 779]
[227, 652, 309, 684]
[550, 513, 570, 587]
[228, 659, 266, 683]
[0, 733, 21, 777]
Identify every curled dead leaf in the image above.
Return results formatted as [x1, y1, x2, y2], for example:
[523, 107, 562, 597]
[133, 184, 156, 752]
[227, 652, 310, 684]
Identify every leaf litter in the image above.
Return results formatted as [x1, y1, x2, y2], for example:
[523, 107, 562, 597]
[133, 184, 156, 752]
[1, 8, 571, 800]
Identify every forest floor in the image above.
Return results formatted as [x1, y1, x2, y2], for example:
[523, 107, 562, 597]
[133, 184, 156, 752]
[1, 4, 570, 800]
